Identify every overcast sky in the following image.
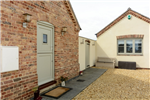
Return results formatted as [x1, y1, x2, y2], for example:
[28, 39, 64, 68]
[70, 0, 150, 40]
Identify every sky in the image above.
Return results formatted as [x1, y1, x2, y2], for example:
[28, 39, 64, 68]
[70, 0, 150, 40]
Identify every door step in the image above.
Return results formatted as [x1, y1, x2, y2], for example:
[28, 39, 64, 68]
[39, 80, 57, 93]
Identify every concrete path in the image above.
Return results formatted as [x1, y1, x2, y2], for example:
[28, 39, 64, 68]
[32, 67, 107, 100]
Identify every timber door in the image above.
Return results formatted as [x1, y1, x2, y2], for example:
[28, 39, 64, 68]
[37, 21, 54, 85]
[85, 42, 90, 69]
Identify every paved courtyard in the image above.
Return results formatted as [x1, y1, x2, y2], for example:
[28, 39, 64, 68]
[31, 68, 106, 100]
[73, 67, 150, 100]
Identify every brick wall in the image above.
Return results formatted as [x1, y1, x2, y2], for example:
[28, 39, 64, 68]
[0, 1, 80, 99]
[116, 34, 144, 39]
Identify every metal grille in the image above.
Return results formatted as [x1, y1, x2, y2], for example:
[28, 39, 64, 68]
[77, 79, 85, 82]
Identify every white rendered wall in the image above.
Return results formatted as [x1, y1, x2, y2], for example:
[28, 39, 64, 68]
[90, 41, 96, 66]
[79, 37, 96, 71]
[149, 24, 150, 68]
[96, 15, 150, 68]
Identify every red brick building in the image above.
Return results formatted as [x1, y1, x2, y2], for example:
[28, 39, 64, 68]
[0, 0, 81, 99]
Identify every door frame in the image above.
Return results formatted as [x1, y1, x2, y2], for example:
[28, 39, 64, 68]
[37, 21, 55, 85]
[85, 41, 90, 69]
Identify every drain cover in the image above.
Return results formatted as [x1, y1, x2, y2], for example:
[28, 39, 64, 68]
[77, 79, 85, 82]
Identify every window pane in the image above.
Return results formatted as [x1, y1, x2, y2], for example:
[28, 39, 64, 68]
[126, 40, 132, 53]
[135, 47, 142, 53]
[126, 47, 132, 53]
[126, 40, 133, 46]
[135, 40, 142, 47]
[118, 40, 124, 46]
[43, 34, 47, 43]
[118, 47, 124, 53]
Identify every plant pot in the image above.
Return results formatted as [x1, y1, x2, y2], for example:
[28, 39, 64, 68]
[34, 90, 39, 100]
[61, 81, 65, 86]
[79, 71, 83, 76]
[80, 72, 83, 76]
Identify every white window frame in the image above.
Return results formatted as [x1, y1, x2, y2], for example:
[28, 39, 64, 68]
[117, 38, 143, 55]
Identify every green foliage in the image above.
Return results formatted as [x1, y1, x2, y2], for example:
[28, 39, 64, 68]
[32, 86, 38, 92]
[60, 76, 68, 82]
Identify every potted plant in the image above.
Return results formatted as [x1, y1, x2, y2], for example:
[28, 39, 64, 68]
[60, 76, 68, 86]
[32, 86, 42, 100]
[79, 71, 83, 76]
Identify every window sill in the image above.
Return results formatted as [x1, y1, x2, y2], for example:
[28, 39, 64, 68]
[117, 54, 143, 56]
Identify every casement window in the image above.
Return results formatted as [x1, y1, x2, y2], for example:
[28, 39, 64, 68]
[117, 39, 142, 55]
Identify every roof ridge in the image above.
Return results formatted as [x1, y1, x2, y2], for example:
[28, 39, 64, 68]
[127, 7, 131, 10]
[96, 8, 150, 37]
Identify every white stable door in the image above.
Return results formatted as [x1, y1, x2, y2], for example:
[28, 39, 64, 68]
[37, 21, 54, 85]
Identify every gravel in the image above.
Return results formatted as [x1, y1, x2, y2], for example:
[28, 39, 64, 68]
[73, 67, 150, 100]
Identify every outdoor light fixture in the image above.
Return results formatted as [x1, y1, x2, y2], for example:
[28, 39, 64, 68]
[61, 27, 67, 36]
[23, 13, 32, 22]
[127, 15, 132, 20]
[80, 39, 84, 44]
[92, 41, 95, 46]
[23, 13, 32, 28]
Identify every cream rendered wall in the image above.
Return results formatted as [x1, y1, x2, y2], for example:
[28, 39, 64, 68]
[90, 41, 96, 66]
[149, 24, 150, 68]
[79, 37, 96, 71]
[96, 15, 150, 68]
[79, 37, 86, 71]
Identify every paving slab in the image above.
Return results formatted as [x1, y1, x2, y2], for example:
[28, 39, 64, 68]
[30, 67, 107, 100]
